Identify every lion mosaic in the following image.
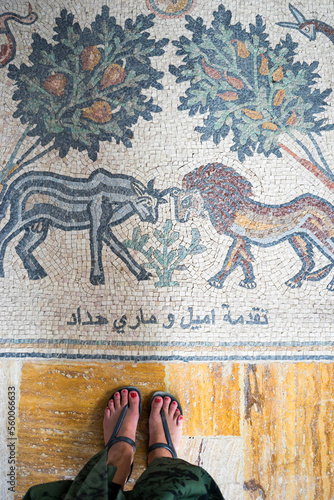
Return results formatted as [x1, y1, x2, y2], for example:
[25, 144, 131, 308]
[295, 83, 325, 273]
[172, 162, 334, 291]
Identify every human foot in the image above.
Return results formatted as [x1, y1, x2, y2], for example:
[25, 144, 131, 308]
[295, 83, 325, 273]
[103, 387, 141, 485]
[148, 393, 183, 465]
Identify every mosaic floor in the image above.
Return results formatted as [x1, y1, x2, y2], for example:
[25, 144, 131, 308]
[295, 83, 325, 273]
[1, 0, 334, 497]
[0, 0, 334, 364]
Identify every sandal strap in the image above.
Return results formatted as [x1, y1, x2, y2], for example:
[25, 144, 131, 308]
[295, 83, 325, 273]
[110, 404, 128, 440]
[107, 435, 136, 452]
[147, 442, 176, 459]
[160, 407, 177, 457]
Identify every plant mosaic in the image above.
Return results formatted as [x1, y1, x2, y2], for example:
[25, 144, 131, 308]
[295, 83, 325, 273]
[169, 5, 334, 185]
[0, 0, 334, 362]
[123, 219, 206, 287]
[1, 6, 168, 184]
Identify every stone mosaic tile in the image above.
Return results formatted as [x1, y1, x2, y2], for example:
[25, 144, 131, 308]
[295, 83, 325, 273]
[243, 363, 334, 499]
[0, 0, 333, 362]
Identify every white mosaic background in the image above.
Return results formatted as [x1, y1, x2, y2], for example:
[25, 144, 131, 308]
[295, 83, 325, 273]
[0, 0, 333, 357]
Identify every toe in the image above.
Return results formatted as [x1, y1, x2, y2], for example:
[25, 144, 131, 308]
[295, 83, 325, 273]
[129, 390, 140, 410]
[177, 414, 183, 425]
[169, 400, 178, 416]
[163, 396, 171, 413]
[113, 391, 121, 409]
[151, 395, 163, 415]
[107, 399, 115, 412]
[120, 389, 129, 407]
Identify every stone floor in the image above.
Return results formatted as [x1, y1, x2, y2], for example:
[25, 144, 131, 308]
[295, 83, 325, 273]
[1, 360, 333, 499]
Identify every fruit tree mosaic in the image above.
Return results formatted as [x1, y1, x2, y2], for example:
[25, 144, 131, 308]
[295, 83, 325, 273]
[0, 0, 334, 361]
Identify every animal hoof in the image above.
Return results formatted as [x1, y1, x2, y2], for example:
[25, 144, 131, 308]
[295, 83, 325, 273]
[208, 279, 223, 289]
[285, 279, 302, 289]
[239, 279, 256, 289]
[137, 270, 152, 281]
[90, 274, 105, 286]
[28, 270, 47, 280]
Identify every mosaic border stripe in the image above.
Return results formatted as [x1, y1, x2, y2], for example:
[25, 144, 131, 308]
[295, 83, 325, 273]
[1, 339, 334, 347]
[1, 353, 334, 362]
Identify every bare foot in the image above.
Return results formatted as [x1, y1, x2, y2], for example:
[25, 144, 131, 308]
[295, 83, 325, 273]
[148, 395, 183, 465]
[103, 389, 140, 486]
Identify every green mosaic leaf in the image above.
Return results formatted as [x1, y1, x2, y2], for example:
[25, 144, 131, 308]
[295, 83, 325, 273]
[5, 6, 168, 177]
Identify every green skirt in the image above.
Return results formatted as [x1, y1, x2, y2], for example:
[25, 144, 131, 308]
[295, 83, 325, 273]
[23, 448, 224, 499]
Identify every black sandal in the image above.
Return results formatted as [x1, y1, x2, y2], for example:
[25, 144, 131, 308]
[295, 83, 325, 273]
[106, 386, 142, 482]
[147, 391, 183, 459]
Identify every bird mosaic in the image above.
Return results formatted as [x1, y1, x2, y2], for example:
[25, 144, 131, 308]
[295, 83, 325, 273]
[0, 3, 37, 68]
[277, 3, 334, 44]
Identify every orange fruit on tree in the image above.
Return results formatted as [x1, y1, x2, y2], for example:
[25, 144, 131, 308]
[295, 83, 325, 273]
[273, 89, 286, 106]
[43, 73, 66, 96]
[81, 46, 101, 71]
[259, 54, 269, 76]
[82, 101, 112, 123]
[272, 66, 283, 82]
[101, 64, 126, 90]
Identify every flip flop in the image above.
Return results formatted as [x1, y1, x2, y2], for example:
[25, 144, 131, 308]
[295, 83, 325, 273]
[147, 391, 183, 459]
[106, 386, 142, 483]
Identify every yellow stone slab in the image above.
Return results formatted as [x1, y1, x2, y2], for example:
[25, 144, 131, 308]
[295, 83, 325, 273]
[16, 361, 240, 498]
[167, 363, 240, 436]
[15, 361, 166, 498]
[243, 363, 334, 499]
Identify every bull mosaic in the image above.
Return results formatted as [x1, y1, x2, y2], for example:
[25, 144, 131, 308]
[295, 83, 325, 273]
[172, 163, 334, 291]
[0, 169, 169, 285]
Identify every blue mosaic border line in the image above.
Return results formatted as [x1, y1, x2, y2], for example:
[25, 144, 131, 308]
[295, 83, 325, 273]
[1, 353, 334, 362]
[0, 339, 334, 347]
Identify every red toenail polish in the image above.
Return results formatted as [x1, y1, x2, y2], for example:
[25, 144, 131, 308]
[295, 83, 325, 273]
[173, 401, 177, 405]
[122, 389, 127, 393]
[179, 416, 183, 420]
[130, 392, 137, 398]
[155, 397, 162, 402]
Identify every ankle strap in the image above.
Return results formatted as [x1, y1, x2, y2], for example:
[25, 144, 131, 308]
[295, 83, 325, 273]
[107, 435, 136, 452]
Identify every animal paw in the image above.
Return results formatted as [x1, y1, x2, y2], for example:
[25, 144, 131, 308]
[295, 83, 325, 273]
[285, 279, 302, 288]
[137, 270, 152, 281]
[239, 279, 256, 289]
[90, 274, 105, 285]
[208, 278, 223, 288]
